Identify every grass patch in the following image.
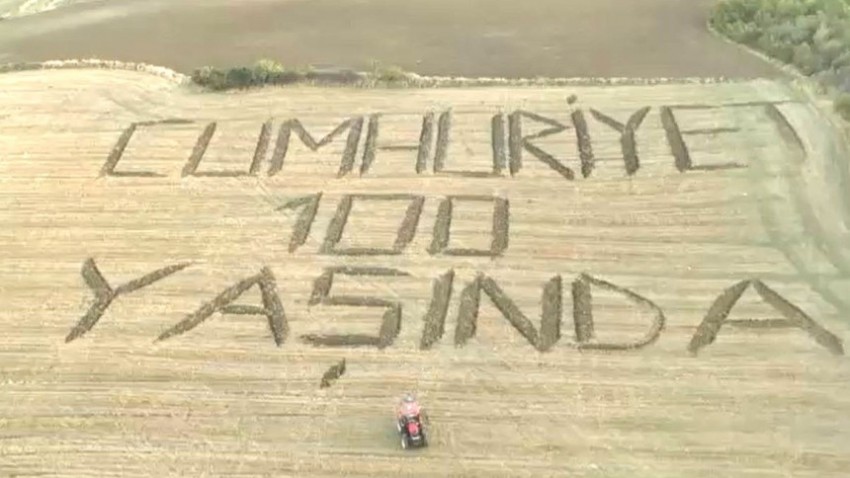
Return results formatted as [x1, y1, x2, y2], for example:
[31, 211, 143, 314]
[369, 61, 409, 84]
[834, 92, 850, 119]
[191, 60, 307, 90]
[191, 59, 413, 91]
[710, 0, 850, 117]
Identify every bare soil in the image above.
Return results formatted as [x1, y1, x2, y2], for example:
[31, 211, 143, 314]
[0, 0, 780, 77]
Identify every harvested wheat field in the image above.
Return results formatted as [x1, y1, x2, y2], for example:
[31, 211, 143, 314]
[1, 69, 850, 477]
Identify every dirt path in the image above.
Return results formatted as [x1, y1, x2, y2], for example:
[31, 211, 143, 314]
[0, 69, 848, 477]
[0, 0, 779, 77]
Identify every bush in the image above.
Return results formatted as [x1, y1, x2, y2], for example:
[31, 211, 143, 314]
[834, 93, 850, 119]
[793, 42, 819, 74]
[225, 66, 256, 88]
[712, 0, 850, 120]
[190, 59, 309, 91]
[191, 66, 228, 90]
[190, 59, 411, 90]
[370, 62, 410, 83]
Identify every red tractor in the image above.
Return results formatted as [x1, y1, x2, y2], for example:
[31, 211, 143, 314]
[395, 393, 428, 449]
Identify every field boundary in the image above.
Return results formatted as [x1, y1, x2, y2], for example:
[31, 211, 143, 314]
[706, 20, 811, 90]
[0, 59, 190, 83]
[711, 21, 850, 318]
[709, 18, 850, 219]
[0, 58, 750, 89]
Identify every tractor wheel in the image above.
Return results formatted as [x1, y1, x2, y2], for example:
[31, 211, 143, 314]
[401, 434, 409, 450]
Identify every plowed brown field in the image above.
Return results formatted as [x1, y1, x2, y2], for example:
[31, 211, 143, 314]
[0, 0, 779, 78]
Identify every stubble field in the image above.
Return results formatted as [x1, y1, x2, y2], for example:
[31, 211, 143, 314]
[0, 69, 849, 476]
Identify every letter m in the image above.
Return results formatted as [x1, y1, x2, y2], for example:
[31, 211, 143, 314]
[268, 117, 364, 177]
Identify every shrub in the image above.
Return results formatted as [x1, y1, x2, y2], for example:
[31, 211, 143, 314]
[833, 65, 850, 92]
[224, 66, 255, 89]
[191, 66, 229, 90]
[793, 43, 819, 74]
[191, 60, 308, 90]
[190, 59, 413, 91]
[369, 61, 410, 84]
[834, 93, 850, 119]
[252, 59, 285, 83]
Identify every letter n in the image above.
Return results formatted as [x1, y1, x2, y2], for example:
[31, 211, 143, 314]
[454, 274, 562, 352]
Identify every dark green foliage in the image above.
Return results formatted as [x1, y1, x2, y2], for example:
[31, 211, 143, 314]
[834, 93, 850, 119]
[191, 60, 304, 91]
[370, 61, 410, 83]
[190, 58, 409, 91]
